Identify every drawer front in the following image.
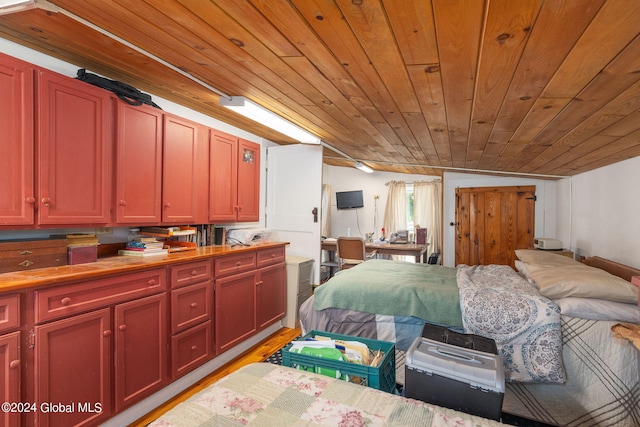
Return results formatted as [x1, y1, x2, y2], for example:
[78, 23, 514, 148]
[214, 252, 256, 278]
[171, 320, 212, 378]
[256, 246, 286, 268]
[35, 268, 166, 323]
[0, 246, 67, 273]
[0, 294, 20, 334]
[171, 281, 212, 333]
[170, 259, 213, 289]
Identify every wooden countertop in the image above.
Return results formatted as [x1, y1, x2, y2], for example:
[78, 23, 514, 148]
[0, 241, 289, 293]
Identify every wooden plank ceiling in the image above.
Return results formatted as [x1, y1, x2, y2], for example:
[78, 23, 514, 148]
[1, 0, 639, 178]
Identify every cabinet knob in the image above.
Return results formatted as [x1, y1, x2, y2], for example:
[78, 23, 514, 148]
[191, 345, 198, 351]
[190, 270, 198, 276]
[25, 196, 36, 204]
[235, 261, 242, 267]
[41, 197, 51, 207]
[256, 280, 264, 286]
[164, 202, 171, 208]
[61, 297, 71, 306]
[119, 200, 127, 206]
[9, 360, 20, 369]
[118, 325, 127, 331]
[190, 302, 198, 309]
[103, 330, 112, 337]
[147, 279, 157, 286]
[18, 260, 34, 267]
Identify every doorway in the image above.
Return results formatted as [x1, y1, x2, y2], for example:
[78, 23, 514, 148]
[454, 186, 535, 268]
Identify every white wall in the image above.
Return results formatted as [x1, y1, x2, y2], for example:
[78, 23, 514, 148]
[322, 165, 440, 239]
[570, 156, 640, 268]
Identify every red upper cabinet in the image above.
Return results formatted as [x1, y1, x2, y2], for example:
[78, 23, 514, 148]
[115, 101, 163, 224]
[209, 130, 260, 222]
[0, 53, 35, 226]
[37, 69, 112, 225]
[163, 114, 207, 224]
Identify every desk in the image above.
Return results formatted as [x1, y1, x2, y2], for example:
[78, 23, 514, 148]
[321, 240, 429, 264]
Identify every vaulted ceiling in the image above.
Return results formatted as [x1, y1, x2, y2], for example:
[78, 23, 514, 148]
[1, 0, 639, 178]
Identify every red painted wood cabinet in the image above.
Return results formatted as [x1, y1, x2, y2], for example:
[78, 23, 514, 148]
[169, 259, 214, 378]
[209, 130, 260, 222]
[114, 101, 163, 224]
[0, 294, 21, 427]
[31, 268, 167, 426]
[0, 53, 34, 226]
[37, 69, 112, 225]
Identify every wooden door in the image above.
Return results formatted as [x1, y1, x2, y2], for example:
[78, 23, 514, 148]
[37, 69, 112, 225]
[455, 186, 535, 268]
[236, 138, 260, 222]
[114, 293, 167, 412]
[256, 263, 286, 330]
[115, 101, 163, 224]
[0, 332, 20, 427]
[34, 309, 112, 427]
[209, 130, 238, 222]
[0, 53, 34, 226]
[163, 114, 205, 223]
[215, 270, 257, 353]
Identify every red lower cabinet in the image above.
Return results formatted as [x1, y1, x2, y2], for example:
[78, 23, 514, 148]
[0, 331, 21, 427]
[114, 293, 167, 412]
[34, 309, 112, 427]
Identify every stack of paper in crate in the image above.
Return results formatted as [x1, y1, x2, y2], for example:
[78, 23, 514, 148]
[118, 236, 168, 257]
[66, 233, 99, 264]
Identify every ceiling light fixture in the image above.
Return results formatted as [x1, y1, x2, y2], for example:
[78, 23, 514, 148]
[354, 161, 373, 173]
[0, 0, 35, 15]
[220, 96, 320, 144]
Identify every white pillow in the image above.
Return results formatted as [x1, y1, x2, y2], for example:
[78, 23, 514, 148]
[515, 249, 579, 267]
[555, 297, 640, 323]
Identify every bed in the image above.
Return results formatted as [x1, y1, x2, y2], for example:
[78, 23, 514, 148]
[148, 362, 507, 426]
[299, 253, 640, 427]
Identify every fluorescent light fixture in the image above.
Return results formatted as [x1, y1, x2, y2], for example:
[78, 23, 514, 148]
[354, 161, 373, 173]
[0, 0, 35, 15]
[220, 96, 320, 144]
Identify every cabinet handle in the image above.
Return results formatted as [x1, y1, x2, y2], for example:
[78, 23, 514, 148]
[41, 197, 51, 207]
[19, 250, 33, 256]
[61, 297, 71, 306]
[9, 360, 20, 369]
[25, 196, 35, 204]
[164, 202, 171, 208]
[103, 330, 112, 337]
[190, 270, 198, 276]
[147, 279, 157, 286]
[19, 260, 34, 267]
[191, 345, 198, 351]
[119, 200, 127, 206]
[118, 325, 127, 331]
[235, 261, 242, 267]
[256, 280, 264, 286]
[190, 302, 198, 308]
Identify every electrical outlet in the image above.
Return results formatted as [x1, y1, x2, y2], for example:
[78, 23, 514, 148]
[95, 227, 113, 235]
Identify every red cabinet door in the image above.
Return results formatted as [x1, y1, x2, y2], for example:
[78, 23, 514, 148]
[236, 138, 260, 222]
[0, 54, 35, 226]
[0, 332, 20, 427]
[37, 70, 112, 225]
[163, 114, 206, 223]
[115, 101, 163, 224]
[256, 263, 286, 330]
[209, 130, 238, 222]
[215, 270, 257, 353]
[114, 293, 167, 412]
[35, 308, 112, 427]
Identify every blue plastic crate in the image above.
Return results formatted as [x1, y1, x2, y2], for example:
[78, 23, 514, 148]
[282, 330, 396, 393]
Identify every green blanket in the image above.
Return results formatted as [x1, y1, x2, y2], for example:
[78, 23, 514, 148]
[314, 259, 463, 327]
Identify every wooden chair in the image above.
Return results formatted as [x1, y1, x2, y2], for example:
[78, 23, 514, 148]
[336, 237, 375, 270]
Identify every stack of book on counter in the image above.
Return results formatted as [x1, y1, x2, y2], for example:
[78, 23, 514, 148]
[118, 236, 169, 257]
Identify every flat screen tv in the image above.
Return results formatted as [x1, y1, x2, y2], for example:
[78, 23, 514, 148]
[336, 190, 364, 210]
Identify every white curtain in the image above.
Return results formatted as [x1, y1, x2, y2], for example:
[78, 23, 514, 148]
[413, 180, 442, 256]
[383, 181, 406, 239]
[321, 184, 332, 238]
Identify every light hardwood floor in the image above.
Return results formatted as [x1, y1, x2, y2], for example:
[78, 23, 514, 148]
[130, 326, 302, 426]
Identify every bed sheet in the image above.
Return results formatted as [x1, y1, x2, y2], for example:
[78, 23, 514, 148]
[149, 362, 508, 426]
